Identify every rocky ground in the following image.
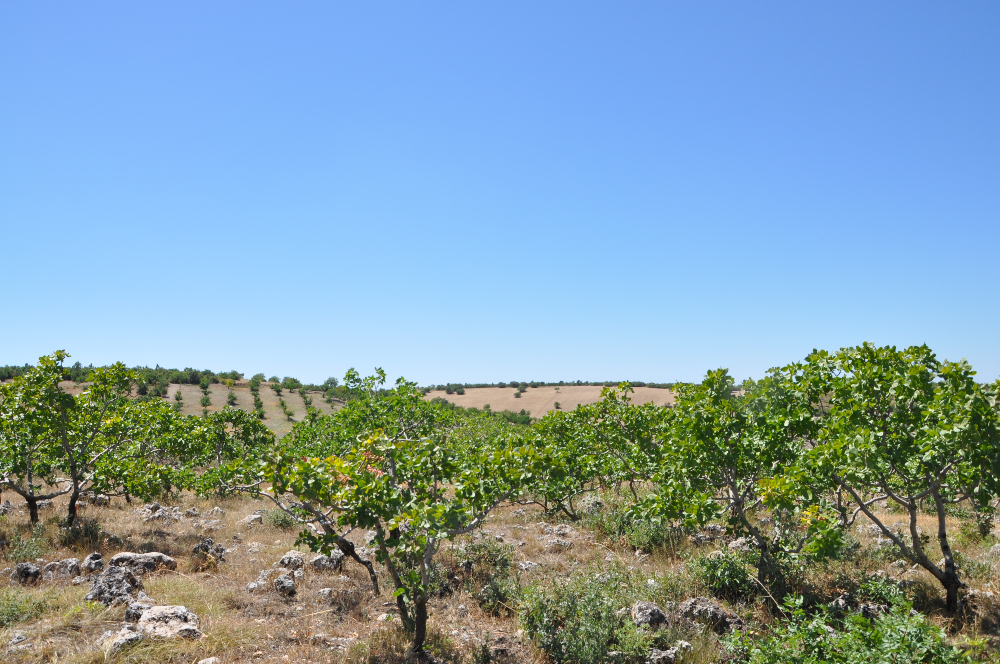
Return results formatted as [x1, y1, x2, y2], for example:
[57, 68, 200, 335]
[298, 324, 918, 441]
[1, 492, 999, 663]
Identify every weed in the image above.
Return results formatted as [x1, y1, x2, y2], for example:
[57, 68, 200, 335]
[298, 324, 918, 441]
[58, 516, 102, 550]
[0, 588, 47, 626]
[690, 551, 759, 603]
[266, 509, 296, 530]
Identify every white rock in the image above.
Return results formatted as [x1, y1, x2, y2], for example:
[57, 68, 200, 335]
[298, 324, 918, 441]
[136, 605, 202, 639]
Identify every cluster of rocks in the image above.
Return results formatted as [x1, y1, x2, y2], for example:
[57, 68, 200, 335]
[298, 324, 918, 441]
[135, 502, 184, 523]
[629, 597, 746, 634]
[540, 523, 574, 551]
[100, 604, 203, 655]
[4, 553, 102, 586]
[245, 548, 345, 600]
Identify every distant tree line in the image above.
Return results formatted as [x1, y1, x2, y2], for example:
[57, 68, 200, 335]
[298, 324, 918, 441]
[422, 379, 676, 394]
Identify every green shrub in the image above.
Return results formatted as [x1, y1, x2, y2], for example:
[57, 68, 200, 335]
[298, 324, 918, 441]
[267, 509, 296, 530]
[200, 395, 211, 407]
[461, 538, 520, 616]
[227, 391, 237, 406]
[690, 551, 759, 602]
[584, 494, 685, 553]
[520, 565, 690, 664]
[724, 596, 972, 664]
[0, 588, 46, 627]
[3, 530, 48, 563]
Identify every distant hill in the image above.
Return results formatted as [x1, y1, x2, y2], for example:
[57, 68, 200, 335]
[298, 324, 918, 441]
[423, 384, 674, 416]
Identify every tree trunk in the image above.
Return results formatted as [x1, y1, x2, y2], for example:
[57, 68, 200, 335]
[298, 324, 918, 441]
[27, 495, 39, 524]
[66, 488, 80, 526]
[411, 593, 429, 658]
[944, 574, 961, 612]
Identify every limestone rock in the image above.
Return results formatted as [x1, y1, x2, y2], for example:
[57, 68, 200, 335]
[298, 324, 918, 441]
[0, 500, 15, 516]
[81, 552, 104, 574]
[184, 507, 200, 517]
[207, 506, 225, 516]
[136, 605, 202, 639]
[632, 601, 667, 627]
[274, 574, 296, 597]
[125, 599, 156, 622]
[43, 558, 80, 580]
[13, 563, 41, 585]
[136, 502, 182, 523]
[192, 537, 227, 563]
[238, 513, 263, 528]
[36, 499, 53, 510]
[84, 566, 143, 605]
[310, 550, 344, 572]
[728, 537, 753, 552]
[678, 597, 744, 633]
[277, 550, 304, 570]
[103, 626, 142, 654]
[108, 552, 177, 575]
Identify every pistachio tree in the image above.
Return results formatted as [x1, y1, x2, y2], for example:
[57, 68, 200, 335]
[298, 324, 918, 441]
[639, 370, 835, 588]
[0, 352, 179, 524]
[0, 352, 74, 522]
[790, 343, 1000, 610]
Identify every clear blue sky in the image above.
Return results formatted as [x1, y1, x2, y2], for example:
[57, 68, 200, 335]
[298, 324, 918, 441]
[2, 3, 998, 385]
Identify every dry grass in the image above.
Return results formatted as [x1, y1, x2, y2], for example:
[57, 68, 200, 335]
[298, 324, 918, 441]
[1, 489, 998, 663]
[424, 385, 674, 416]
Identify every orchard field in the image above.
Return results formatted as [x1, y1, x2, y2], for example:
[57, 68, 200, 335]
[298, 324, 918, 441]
[1, 345, 1000, 664]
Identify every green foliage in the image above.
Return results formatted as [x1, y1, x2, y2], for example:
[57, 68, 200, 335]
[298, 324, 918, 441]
[690, 551, 760, 602]
[461, 538, 520, 616]
[0, 588, 47, 627]
[724, 596, 972, 664]
[266, 509, 296, 530]
[520, 565, 688, 664]
[585, 492, 685, 553]
[200, 395, 211, 407]
[226, 391, 237, 407]
[781, 343, 1000, 609]
[2, 529, 49, 562]
[281, 377, 302, 390]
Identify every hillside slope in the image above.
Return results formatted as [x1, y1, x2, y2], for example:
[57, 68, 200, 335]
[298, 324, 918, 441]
[423, 384, 674, 415]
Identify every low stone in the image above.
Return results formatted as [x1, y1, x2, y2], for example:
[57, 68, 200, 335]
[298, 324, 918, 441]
[192, 538, 227, 563]
[678, 597, 745, 633]
[108, 552, 177, 575]
[13, 563, 41, 585]
[136, 502, 182, 523]
[274, 574, 296, 597]
[0, 500, 15, 516]
[310, 550, 345, 572]
[518, 561, 539, 572]
[542, 537, 572, 550]
[81, 552, 104, 574]
[36, 499, 53, 510]
[245, 581, 260, 593]
[125, 600, 156, 622]
[194, 519, 223, 532]
[184, 507, 200, 517]
[859, 603, 889, 620]
[84, 565, 143, 605]
[278, 550, 304, 570]
[88, 493, 111, 506]
[136, 605, 202, 639]
[198, 658, 221, 664]
[632, 601, 667, 627]
[43, 558, 80, 580]
[728, 537, 753, 552]
[208, 506, 225, 516]
[71, 575, 89, 585]
[103, 626, 142, 654]
[239, 514, 263, 528]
